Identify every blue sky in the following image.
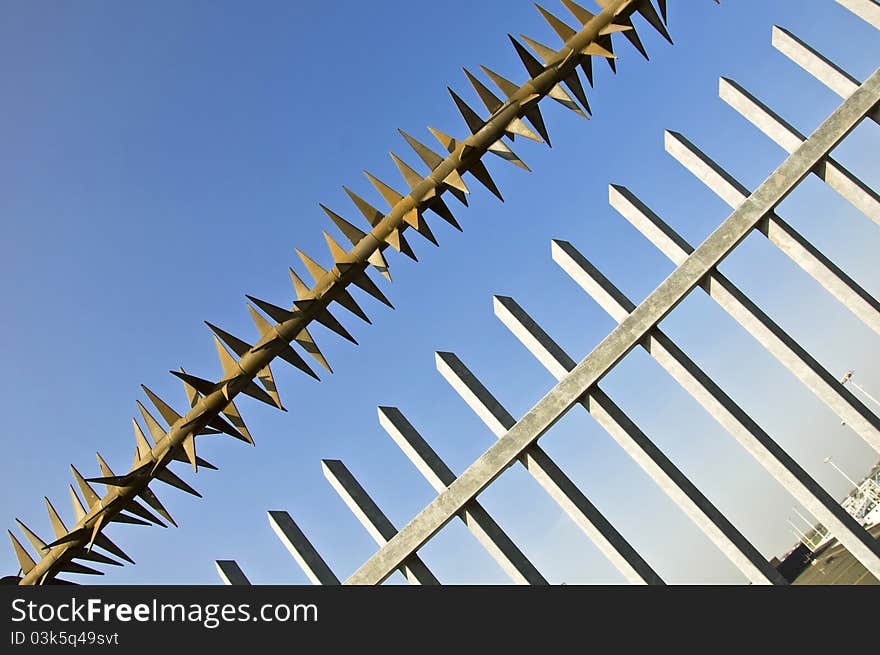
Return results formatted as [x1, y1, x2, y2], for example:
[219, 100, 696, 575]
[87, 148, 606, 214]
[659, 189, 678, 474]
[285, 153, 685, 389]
[1, 0, 879, 584]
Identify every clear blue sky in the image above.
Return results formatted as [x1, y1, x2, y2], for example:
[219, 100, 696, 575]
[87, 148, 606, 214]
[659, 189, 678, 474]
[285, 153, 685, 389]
[1, 0, 878, 584]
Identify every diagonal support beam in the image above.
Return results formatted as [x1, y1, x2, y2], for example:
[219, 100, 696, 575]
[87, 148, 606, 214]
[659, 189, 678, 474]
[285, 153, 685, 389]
[493, 295, 785, 585]
[665, 130, 880, 336]
[719, 77, 880, 224]
[345, 71, 880, 584]
[322, 459, 439, 585]
[268, 510, 340, 585]
[608, 184, 880, 453]
[435, 352, 663, 585]
[378, 407, 547, 584]
[553, 238, 880, 579]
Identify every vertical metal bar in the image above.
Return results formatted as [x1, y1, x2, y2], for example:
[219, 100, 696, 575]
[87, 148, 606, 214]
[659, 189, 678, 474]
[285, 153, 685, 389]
[553, 239, 880, 579]
[719, 77, 880, 224]
[493, 295, 785, 585]
[378, 406, 547, 584]
[435, 352, 663, 585]
[607, 183, 880, 454]
[837, 0, 880, 29]
[664, 130, 880, 336]
[322, 460, 439, 585]
[267, 510, 340, 585]
[215, 560, 251, 586]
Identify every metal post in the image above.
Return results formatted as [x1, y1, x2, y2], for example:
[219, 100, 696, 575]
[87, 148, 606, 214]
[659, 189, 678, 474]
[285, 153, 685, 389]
[322, 459, 439, 585]
[378, 406, 547, 584]
[552, 239, 880, 578]
[664, 130, 880, 336]
[493, 294, 785, 584]
[606, 182, 880, 454]
[435, 352, 663, 585]
[215, 560, 251, 586]
[267, 511, 340, 585]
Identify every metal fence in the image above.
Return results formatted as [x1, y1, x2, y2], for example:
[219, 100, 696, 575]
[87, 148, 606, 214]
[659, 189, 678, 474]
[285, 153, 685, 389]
[216, 0, 880, 586]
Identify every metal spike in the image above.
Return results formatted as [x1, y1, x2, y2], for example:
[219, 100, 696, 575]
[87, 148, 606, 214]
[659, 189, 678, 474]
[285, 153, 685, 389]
[447, 87, 486, 135]
[69, 485, 87, 522]
[75, 547, 123, 567]
[169, 369, 217, 398]
[509, 34, 546, 77]
[367, 248, 392, 282]
[246, 305, 320, 380]
[462, 69, 543, 142]
[383, 226, 418, 260]
[322, 230, 351, 263]
[295, 248, 329, 283]
[70, 465, 101, 508]
[136, 401, 168, 446]
[634, 0, 672, 44]
[8, 531, 36, 574]
[213, 336, 241, 380]
[536, 3, 577, 42]
[364, 171, 405, 206]
[44, 497, 68, 540]
[320, 204, 366, 245]
[244, 295, 295, 324]
[109, 512, 150, 527]
[15, 519, 47, 553]
[402, 208, 438, 246]
[138, 485, 178, 528]
[61, 561, 103, 576]
[154, 468, 202, 498]
[255, 363, 285, 412]
[122, 497, 167, 527]
[399, 128, 470, 196]
[390, 152, 428, 192]
[293, 324, 332, 373]
[425, 196, 462, 231]
[132, 419, 153, 462]
[181, 434, 199, 472]
[217, 397, 254, 445]
[293, 299, 359, 344]
[343, 186, 384, 226]
[467, 159, 504, 201]
[346, 268, 394, 308]
[204, 323, 252, 358]
[480, 65, 552, 144]
[140, 385, 182, 428]
[582, 40, 616, 59]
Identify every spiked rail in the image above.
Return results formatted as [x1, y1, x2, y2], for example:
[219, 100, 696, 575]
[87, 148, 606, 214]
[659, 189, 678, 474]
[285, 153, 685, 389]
[10, 0, 709, 585]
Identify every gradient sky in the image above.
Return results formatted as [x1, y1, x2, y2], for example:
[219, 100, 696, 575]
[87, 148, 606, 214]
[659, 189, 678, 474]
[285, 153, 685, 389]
[1, 0, 879, 585]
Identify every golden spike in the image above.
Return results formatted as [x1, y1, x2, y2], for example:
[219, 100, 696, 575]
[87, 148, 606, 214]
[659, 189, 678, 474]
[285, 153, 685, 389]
[480, 65, 552, 144]
[61, 561, 103, 576]
[15, 519, 47, 554]
[295, 248, 329, 284]
[44, 497, 67, 540]
[390, 152, 430, 194]
[136, 400, 168, 445]
[367, 249, 392, 282]
[70, 464, 101, 508]
[462, 69, 542, 142]
[343, 186, 384, 226]
[383, 227, 418, 260]
[8, 531, 36, 574]
[154, 468, 201, 498]
[246, 304, 320, 380]
[289, 267, 311, 301]
[322, 230, 352, 263]
[132, 419, 153, 459]
[293, 298, 359, 344]
[403, 208, 438, 246]
[213, 336, 241, 380]
[69, 485, 87, 522]
[364, 171, 405, 206]
[294, 323, 332, 373]
[534, 3, 576, 41]
[399, 128, 469, 196]
[255, 362, 285, 412]
[141, 385, 182, 427]
[582, 41, 616, 58]
[244, 295, 295, 324]
[96, 452, 177, 528]
[320, 204, 366, 244]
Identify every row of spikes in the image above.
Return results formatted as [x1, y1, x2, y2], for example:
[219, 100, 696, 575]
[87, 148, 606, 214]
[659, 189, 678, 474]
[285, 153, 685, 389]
[8, 375, 255, 582]
[11, 0, 700, 584]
